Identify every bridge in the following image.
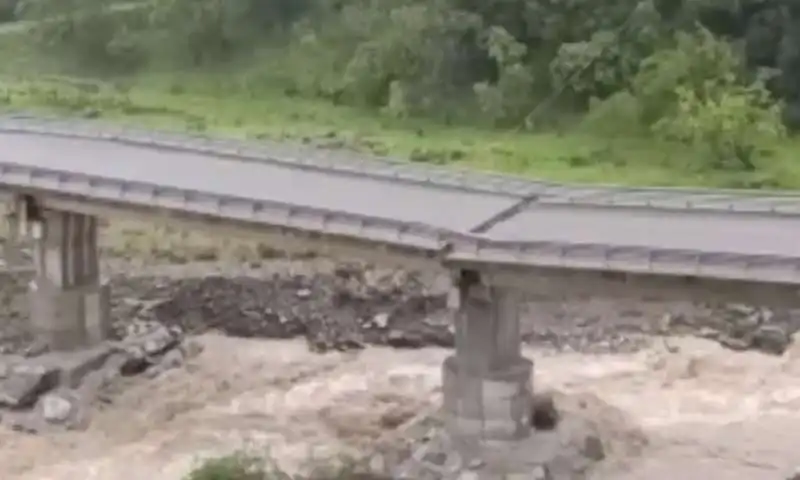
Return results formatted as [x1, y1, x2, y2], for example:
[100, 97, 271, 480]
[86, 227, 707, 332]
[2, 114, 800, 471]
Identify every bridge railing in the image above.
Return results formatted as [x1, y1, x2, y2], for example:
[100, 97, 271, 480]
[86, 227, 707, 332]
[0, 161, 451, 253]
[2, 116, 800, 285]
[446, 236, 800, 285]
[3, 159, 800, 285]
[6, 114, 800, 207]
[0, 115, 545, 198]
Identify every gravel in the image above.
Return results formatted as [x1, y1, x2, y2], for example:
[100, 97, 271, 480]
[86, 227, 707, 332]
[0, 260, 799, 358]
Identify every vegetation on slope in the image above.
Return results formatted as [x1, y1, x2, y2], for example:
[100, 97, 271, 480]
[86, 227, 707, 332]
[0, 2, 794, 477]
[0, 0, 796, 188]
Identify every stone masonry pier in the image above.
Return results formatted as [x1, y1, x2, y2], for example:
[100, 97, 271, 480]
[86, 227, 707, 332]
[444, 270, 532, 450]
[27, 210, 111, 350]
[7, 198, 112, 351]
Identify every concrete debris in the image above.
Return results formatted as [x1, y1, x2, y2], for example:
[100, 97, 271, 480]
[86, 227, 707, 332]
[0, 364, 59, 408]
[751, 324, 792, 355]
[653, 306, 797, 356]
[383, 391, 645, 480]
[372, 312, 390, 329]
[47, 346, 113, 388]
[114, 273, 800, 356]
[0, 319, 185, 432]
[39, 392, 75, 424]
[144, 347, 184, 379]
[116, 272, 452, 353]
[2, 265, 799, 360]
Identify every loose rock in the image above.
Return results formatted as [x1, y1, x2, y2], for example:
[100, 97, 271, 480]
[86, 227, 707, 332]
[0, 318, 186, 431]
[0, 266, 790, 358]
[0, 365, 58, 408]
[39, 392, 74, 424]
[751, 324, 791, 355]
[532, 392, 560, 431]
[389, 391, 646, 480]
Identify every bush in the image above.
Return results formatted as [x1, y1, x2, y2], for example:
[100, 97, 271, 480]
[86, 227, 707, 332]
[579, 90, 644, 137]
[20, 0, 150, 72]
[638, 28, 786, 172]
[147, 0, 255, 66]
[632, 27, 743, 126]
[0, 0, 18, 22]
[473, 25, 536, 126]
[185, 453, 288, 480]
[652, 80, 785, 171]
[184, 452, 392, 480]
[285, 0, 483, 117]
[579, 26, 786, 172]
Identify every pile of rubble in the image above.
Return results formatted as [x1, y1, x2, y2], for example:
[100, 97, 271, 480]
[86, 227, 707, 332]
[360, 392, 648, 480]
[114, 268, 452, 353]
[2, 262, 799, 361]
[126, 273, 800, 356]
[660, 304, 797, 355]
[0, 321, 189, 433]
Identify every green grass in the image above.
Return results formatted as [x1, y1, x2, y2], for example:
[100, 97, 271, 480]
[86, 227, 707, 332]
[0, 37, 798, 190]
[183, 451, 388, 480]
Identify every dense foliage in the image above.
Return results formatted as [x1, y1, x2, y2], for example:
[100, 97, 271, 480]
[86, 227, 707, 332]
[6, 0, 800, 174]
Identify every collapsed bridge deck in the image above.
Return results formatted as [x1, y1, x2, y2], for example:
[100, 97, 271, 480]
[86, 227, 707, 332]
[2, 115, 800, 477]
[1, 117, 799, 287]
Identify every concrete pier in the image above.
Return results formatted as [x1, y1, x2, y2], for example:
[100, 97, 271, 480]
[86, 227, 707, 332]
[442, 270, 533, 450]
[26, 209, 110, 350]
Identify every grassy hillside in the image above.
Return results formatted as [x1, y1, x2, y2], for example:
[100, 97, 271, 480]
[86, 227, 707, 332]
[0, 0, 798, 191]
[2, 68, 798, 190]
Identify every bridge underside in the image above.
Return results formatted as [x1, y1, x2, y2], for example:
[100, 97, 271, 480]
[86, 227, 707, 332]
[8, 202, 800, 476]
[467, 264, 800, 308]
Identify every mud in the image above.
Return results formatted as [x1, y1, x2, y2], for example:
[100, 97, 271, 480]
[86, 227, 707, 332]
[0, 335, 798, 479]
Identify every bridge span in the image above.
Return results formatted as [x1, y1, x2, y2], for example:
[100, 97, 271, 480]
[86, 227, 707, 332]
[2, 115, 800, 473]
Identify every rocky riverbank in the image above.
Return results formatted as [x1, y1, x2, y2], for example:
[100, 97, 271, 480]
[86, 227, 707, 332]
[115, 267, 800, 357]
[0, 320, 190, 433]
[2, 262, 798, 359]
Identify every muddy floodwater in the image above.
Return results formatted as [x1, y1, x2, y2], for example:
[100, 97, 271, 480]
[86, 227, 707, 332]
[0, 334, 797, 480]
[0, 241, 796, 480]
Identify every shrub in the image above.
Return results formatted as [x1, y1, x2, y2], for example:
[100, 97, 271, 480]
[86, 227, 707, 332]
[652, 79, 785, 171]
[184, 453, 287, 480]
[19, 0, 149, 72]
[473, 25, 535, 126]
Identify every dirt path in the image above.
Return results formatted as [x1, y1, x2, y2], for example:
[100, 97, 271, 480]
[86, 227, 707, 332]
[0, 334, 798, 480]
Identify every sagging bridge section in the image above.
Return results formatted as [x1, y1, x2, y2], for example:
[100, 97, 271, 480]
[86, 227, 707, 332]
[1, 115, 800, 468]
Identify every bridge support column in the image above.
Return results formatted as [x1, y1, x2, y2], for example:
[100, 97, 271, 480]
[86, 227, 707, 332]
[443, 270, 533, 452]
[28, 209, 110, 350]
